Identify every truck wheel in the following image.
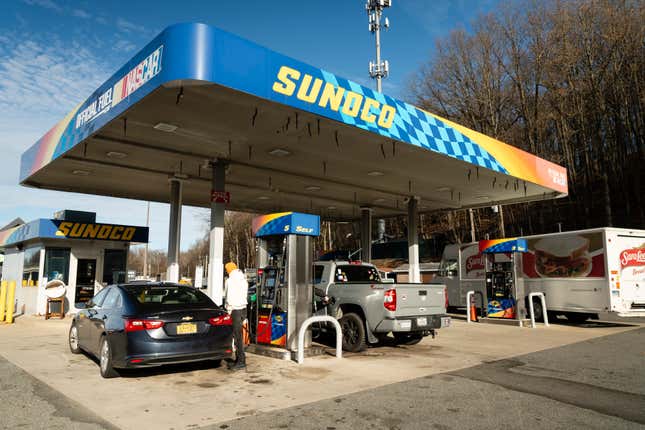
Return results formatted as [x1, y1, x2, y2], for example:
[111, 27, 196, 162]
[339, 313, 367, 352]
[393, 333, 424, 346]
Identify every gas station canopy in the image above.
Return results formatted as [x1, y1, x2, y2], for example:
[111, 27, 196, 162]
[20, 23, 567, 220]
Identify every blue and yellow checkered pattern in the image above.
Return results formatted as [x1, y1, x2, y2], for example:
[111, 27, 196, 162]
[319, 70, 507, 174]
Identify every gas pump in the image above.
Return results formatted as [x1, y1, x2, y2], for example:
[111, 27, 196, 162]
[479, 238, 528, 321]
[249, 212, 320, 359]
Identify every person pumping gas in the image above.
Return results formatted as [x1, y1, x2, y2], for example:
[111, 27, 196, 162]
[224, 262, 248, 371]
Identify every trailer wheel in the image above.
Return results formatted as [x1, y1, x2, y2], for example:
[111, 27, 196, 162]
[339, 313, 367, 352]
[565, 313, 589, 324]
[531, 297, 545, 323]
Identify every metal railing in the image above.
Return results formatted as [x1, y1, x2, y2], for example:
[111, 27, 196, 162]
[297, 315, 342, 364]
[528, 292, 549, 328]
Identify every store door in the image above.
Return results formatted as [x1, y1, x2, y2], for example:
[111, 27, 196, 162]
[75, 259, 97, 306]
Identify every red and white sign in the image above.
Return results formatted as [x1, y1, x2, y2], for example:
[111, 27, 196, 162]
[620, 248, 645, 269]
[210, 190, 230, 204]
[466, 254, 485, 272]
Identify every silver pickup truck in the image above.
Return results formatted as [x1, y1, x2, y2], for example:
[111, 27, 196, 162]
[313, 261, 450, 352]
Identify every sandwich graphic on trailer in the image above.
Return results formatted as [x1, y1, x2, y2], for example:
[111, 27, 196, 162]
[533, 236, 592, 278]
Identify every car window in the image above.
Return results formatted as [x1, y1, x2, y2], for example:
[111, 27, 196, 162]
[313, 265, 324, 284]
[124, 285, 213, 308]
[87, 287, 109, 308]
[102, 288, 122, 310]
[334, 265, 381, 283]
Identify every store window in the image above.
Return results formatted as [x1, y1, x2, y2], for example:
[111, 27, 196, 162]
[103, 249, 127, 285]
[44, 248, 71, 284]
[22, 247, 41, 287]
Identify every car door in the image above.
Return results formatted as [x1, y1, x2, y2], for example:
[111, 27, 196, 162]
[100, 288, 123, 334]
[85, 288, 111, 355]
[77, 287, 109, 350]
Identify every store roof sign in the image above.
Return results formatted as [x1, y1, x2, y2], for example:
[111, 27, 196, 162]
[0, 219, 149, 248]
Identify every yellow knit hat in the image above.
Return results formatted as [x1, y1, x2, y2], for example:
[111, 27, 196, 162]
[225, 262, 238, 274]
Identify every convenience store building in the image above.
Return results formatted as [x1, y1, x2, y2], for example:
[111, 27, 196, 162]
[0, 210, 148, 315]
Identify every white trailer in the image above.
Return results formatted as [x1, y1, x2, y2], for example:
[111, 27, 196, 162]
[437, 227, 645, 321]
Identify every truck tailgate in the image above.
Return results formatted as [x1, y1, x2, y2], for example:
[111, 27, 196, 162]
[394, 284, 445, 317]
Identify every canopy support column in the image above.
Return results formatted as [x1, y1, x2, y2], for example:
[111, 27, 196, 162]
[166, 178, 183, 283]
[208, 160, 227, 305]
[360, 207, 373, 262]
[407, 197, 420, 283]
[257, 239, 268, 268]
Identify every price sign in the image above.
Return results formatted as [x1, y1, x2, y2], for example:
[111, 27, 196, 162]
[210, 190, 230, 204]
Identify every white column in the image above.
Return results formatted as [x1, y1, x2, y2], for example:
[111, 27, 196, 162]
[407, 197, 420, 283]
[257, 239, 268, 268]
[166, 178, 183, 283]
[194, 265, 204, 289]
[207, 160, 226, 305]
[360, 207, 373, 262]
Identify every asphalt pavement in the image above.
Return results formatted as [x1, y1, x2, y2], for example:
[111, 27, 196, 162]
[1, 321, 643, 429]
[0, 355, 117, 430]
[212, 327, 645, 430]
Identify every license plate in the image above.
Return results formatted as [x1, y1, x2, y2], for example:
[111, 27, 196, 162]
[417, 317, 427, 326]
[399, 320, 412, 330]
[441, 317, 451, 328]
[176, 323, 197, 335]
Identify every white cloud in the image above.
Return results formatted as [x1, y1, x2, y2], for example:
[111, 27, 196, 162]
[0, 34, 109, 120]
[113, 39, 137, 53]
[0, 31, 204, 252]
[72, 9, 91, 19]
[21, 0, 62, 13]
[116, 17, 146, 34]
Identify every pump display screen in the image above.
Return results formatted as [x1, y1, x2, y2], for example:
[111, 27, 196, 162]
[261, 268, 279, 305]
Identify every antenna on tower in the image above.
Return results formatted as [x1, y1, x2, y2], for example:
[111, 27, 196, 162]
[366, 0, 391, 92]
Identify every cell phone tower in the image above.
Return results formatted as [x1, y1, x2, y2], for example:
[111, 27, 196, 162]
[366, 0, 391, 92]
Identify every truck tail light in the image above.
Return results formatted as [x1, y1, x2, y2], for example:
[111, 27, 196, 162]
[384, 288, 397, 311]
[444, 286, 449, 310]
[125, 319, 164, 332]
[208, 314, 233, 326]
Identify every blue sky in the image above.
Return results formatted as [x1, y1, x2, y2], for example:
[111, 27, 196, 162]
[0, 0, 501, 251]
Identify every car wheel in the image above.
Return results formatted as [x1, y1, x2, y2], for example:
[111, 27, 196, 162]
[68, 324, 81, 354]
[339, 313, 367, 353]
[393, 333, 424, 346]
[99, 336, 119, 379]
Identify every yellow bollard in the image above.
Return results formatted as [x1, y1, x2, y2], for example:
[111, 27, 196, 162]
[6, 281, 16, 324]
[0, 280, 7, 322]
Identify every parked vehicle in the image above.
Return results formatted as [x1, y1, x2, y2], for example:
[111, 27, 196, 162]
[313, 261, 450, 352]
[437, 228, 645, 321]
[68, 283, 233, 378]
